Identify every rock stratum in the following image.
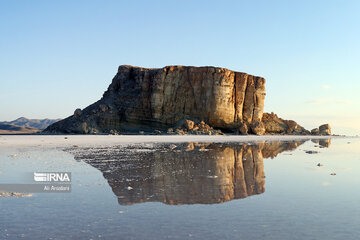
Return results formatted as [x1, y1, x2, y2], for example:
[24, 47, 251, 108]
[45, 65, 330, 135]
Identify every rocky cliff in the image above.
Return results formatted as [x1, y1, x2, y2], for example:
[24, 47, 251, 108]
[45, 65, 267, 134]
[44, 65, 330, 135]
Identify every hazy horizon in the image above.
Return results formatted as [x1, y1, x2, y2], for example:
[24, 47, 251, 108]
[1, 0, 359, 136]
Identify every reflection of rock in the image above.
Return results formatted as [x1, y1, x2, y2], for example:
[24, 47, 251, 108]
[261, 141, 305, 158]
[69, 141, 305, 205]
[311, 138, 331, 148]
[319, 139, 331, 147]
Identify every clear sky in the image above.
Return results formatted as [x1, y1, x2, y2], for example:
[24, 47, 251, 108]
[1, 0, 359, 135]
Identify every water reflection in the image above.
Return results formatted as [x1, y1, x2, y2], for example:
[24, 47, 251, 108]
[69, 140, 309, 205]
[311, 138, 331, 148]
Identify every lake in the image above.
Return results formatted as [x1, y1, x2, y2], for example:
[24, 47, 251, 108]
[0, 137, 359, 239]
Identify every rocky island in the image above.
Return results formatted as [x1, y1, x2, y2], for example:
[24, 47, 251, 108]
[45, 65, 331, 135]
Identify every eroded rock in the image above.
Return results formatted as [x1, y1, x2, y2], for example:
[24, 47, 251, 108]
[44, 65, 330, 135]
[251, 121, 266, 135]
[262, 112, 309, 135]
[74, 108, 82, 118]
[311, 128, 320, 135]
[319, 124, 331, 136]
[44, 65, 266, 134]
[171, 120, 224, 135]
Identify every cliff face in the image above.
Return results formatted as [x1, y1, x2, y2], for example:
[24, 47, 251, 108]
[45, 65, 266, 134]
[45, 65, 330, 135]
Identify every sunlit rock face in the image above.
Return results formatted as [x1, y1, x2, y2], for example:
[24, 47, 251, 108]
[262, 113, 310, 135]
[68, 141, 307, 205]
[45, 65, 266, 134]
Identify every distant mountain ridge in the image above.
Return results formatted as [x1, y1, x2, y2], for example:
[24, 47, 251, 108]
[0, 123, 39, 134]
[0, 117, 61, 130]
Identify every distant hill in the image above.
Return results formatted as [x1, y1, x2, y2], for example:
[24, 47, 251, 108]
[0, 117, 61, 130]
[0, 123, 39, 134]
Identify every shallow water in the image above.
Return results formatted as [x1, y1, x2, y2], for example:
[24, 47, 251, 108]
[0, 138, 360, 239]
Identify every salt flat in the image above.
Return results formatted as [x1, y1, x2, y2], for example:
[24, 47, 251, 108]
[0, 134, 339, 148]
[1, 134, 359, 239]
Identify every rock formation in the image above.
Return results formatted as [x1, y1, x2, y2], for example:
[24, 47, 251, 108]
[311, 124, 331, 136]
[45, 65, 267, 134]
[311, 138, 331, 148]
[67, 141, 306, 205]
[44, 65, 330, 135]
[262, 112, 310, 135]
[167, 120, 225, 135]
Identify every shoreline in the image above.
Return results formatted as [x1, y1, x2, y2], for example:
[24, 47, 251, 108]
[0, 134, 347, 148]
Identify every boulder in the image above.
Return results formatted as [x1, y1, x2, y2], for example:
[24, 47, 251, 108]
[184, 120, 195, 130]
[238, 122, 249, 135]
[262, 112, 308, 135]
[74, 108, 82, 118]
[170, 120, 224, 135]
[319, 124, 331, 136]
[251, 121, 265, 135]
[319, 139, 331, 147]
[311, 128, 320, 135]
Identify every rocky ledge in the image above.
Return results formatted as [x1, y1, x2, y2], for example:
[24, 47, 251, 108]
[44, 65, 331, 135]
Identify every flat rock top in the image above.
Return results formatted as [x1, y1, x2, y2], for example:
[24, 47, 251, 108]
[117, 65, 263, 77]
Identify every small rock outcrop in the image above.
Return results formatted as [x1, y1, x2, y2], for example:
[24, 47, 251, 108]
[319, 124, 331, 135]
[311, 128, 320, 135]
[311, 124, 331, 136]
[168, 120, 224, 135]
[262, 112, 310, 135]
[74, 108, 82, 118]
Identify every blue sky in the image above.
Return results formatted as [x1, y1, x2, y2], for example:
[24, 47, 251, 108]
[1, 0, 359, 135]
